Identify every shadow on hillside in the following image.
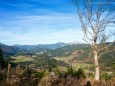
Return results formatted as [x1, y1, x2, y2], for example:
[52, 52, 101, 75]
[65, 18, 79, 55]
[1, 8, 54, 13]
[9, 61, 33, 67]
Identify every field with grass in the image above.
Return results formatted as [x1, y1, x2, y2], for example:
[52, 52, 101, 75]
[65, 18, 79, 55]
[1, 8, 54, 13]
[11, 55, 34, 63]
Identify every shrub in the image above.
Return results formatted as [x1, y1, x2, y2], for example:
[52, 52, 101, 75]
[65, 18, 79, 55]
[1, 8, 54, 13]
[67, 65, 74, 76]
[0, 48, 7, 69]
[100, 72, 112, 80]
[55, 66, 61, 76]
[35, 70, 46, 80]
[75, 68, 86, 79]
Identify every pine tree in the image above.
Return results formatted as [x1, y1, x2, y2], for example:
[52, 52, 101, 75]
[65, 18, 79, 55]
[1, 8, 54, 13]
[0, 48, 6, 69]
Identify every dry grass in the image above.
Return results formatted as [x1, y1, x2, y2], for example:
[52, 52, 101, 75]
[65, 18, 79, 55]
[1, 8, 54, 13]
[0, 64, 115, 86]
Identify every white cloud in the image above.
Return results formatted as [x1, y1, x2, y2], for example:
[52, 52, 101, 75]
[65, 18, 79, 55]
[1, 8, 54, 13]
[0, 11, 82, 45]
[0, 27, 83, 45]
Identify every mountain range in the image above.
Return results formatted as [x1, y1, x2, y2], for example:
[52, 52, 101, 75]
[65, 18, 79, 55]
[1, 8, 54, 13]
[1, 42, 115, 67]
[0, 42, 86, 56]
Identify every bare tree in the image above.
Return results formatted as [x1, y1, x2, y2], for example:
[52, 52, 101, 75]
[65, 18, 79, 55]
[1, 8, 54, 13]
[74, 0, 115, 80]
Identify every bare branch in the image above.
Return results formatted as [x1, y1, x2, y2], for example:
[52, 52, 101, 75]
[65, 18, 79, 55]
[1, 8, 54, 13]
[98, 40, 115, 52]
[82, 38, 92, 45]
[98, 47, 115, 58]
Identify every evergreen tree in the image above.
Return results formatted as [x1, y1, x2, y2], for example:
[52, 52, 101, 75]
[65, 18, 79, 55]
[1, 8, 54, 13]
[0, 48, 6, 69]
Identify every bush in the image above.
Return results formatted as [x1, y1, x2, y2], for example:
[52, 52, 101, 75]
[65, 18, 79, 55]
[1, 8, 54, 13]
[100, 72, 112, 80]
[58, 66, 86, 79]
[75, 68, 86, 79]
[0, 48, 7, 69]
[35, 70, 46, 79]
[67, 66, 74, 76]
[55, 66, 61, 76]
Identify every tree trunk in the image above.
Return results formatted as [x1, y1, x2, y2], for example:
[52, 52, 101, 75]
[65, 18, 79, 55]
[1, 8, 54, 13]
[94, 50, 99, 80]
[92, 40, 100, 80]
[93, 28, 99, 80]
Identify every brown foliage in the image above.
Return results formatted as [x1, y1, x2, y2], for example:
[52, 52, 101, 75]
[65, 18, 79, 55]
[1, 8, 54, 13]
[0, 64, 115, 86]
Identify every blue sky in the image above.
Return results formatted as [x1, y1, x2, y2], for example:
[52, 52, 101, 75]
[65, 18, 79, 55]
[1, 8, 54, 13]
[0, 0, 114, 45]
[0, 0, 84, 45]
[0, 0, 83, 45]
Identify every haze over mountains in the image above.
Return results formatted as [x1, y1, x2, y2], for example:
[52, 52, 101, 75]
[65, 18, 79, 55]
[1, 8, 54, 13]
[0, 42, 88, 55]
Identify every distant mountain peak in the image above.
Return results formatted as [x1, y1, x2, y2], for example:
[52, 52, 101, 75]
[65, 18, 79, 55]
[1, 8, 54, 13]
[67, 41, 83, 45]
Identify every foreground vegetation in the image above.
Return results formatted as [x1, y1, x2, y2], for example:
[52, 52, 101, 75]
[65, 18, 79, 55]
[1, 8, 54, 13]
[0, 63, 115, 86]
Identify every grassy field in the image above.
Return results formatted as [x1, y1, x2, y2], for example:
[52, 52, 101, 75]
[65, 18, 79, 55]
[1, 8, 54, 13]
[55, 56, 94, 71]
[11, 55, 112, 73]
[11, 55, 34, 63]
[10, 55, 93, 71]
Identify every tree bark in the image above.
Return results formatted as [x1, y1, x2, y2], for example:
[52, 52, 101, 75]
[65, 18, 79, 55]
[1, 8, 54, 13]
[93, 28, 99, 80]
[94, 50, 99, 80]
